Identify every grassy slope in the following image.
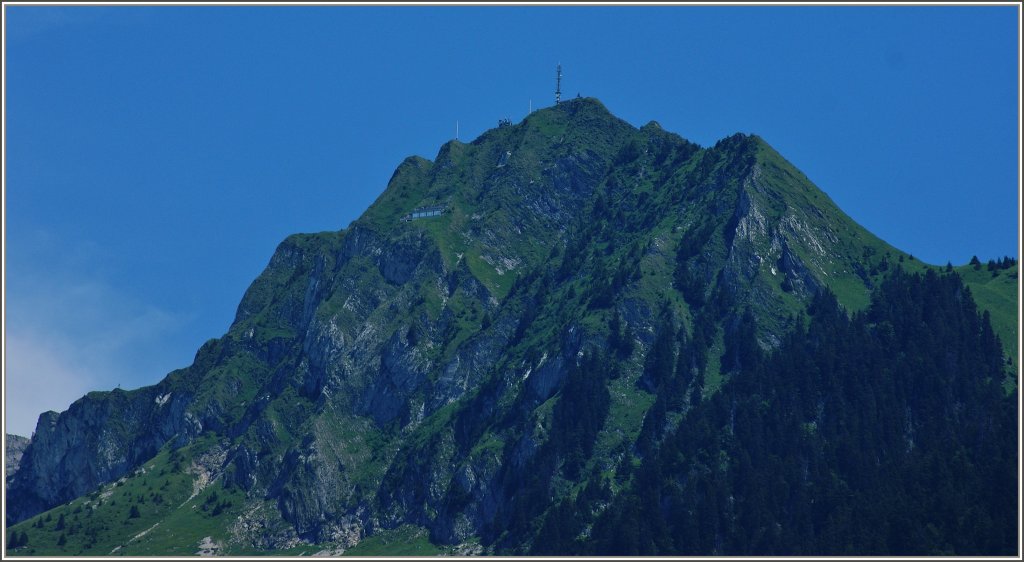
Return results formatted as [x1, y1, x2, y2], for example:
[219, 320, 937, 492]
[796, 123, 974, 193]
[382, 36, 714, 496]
[4, 432, 330, 557]
[752, 137, 931, 313]
[750, 139, 1018, 368]
[7, 436, 231, 556]
[760, 138, 1017, 367]
[957, 263, 1019, 372]
[341, 525, 442, 556]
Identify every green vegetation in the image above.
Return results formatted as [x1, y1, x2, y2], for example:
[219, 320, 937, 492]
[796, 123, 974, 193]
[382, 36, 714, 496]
[341, 525, 442, 556]
[957, 261, 1018, 368]
[8, 98, 1016, 558]
[563, 271, 1016, 555]
[5, 437, 240, 556]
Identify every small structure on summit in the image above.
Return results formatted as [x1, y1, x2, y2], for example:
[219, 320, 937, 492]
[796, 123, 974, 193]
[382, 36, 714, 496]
[401, 205, 447, 222]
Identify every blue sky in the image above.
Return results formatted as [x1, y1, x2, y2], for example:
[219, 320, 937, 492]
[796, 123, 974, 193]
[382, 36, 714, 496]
[4, 5, 1019, 436]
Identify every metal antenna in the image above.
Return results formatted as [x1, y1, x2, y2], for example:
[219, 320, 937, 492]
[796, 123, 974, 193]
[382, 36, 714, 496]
[556, 64, 563, 104]
[456, 120, 459, 140]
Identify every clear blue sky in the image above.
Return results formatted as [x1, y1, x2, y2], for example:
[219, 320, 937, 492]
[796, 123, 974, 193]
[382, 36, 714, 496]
[4, 5, 1019, 436]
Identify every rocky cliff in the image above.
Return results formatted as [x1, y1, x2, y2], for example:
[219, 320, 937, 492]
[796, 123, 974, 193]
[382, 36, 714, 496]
[5, 434, 29, 481]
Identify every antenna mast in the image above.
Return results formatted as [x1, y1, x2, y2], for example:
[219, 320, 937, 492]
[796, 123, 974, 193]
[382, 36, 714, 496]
[555, 64, 562, 105]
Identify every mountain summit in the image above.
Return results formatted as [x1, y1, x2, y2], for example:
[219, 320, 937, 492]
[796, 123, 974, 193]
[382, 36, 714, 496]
[5, 98, 1017, 556]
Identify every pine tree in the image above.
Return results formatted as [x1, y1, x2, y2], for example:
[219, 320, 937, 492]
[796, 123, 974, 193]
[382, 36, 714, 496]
[691, 370, 704, 407]
[608, 311, 623, 352]
[591, 270, 1015, 555]
[669, 326, 691, 411]
[641, 313, 675, 392]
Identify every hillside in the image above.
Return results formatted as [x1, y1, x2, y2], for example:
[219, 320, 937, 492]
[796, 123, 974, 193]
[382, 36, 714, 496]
[5, 98, 1017, 556]
[958, 261, 1018, 378]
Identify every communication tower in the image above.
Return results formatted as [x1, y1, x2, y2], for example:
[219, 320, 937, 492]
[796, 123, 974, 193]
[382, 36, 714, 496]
[555, 64, 562, 105]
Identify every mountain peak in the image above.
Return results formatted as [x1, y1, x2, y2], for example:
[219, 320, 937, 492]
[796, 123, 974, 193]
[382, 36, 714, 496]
[550, 95, 610, 112]
[522, 96, 632, 134]
[5, 97, 1016, 558]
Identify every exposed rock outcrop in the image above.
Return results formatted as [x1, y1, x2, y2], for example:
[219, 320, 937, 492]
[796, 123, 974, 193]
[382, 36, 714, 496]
[5, 434, 29, 480]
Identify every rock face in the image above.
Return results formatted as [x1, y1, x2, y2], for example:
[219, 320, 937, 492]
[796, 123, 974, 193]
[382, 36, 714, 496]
[6, 384, 197, 522]
[5, 434, 29, 480]
[5, 98, 926, 550]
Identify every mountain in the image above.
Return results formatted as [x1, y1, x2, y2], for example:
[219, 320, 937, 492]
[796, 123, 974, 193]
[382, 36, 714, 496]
[4, 98, 1017, 556]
